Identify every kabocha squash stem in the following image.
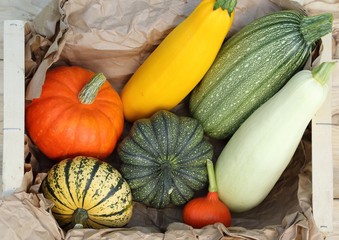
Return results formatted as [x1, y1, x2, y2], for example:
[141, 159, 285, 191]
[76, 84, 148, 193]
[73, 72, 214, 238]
[121, 0, 236, 122]
[78, 73, 106, 104]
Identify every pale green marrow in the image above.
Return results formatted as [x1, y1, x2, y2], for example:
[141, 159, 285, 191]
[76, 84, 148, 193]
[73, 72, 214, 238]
[215, 62, 336, 212]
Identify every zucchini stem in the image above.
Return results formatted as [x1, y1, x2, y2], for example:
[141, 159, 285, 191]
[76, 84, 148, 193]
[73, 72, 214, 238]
[78, 73, 106, 104]
[214, 0, 237, 16]
[300, 13, 333, 45]
[312, 61, 337, 86]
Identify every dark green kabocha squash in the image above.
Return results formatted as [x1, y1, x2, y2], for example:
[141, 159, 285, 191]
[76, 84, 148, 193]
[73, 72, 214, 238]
[118, 110, 213, 208]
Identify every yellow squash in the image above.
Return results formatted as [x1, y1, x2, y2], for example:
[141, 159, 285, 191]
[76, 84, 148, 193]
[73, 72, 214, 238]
[121, 0, 236, 122]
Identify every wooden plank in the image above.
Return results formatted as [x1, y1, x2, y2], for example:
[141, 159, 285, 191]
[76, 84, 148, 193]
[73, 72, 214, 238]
[0, 93, 3, 195]
[333, 63, 339, 198]
[332, 59, 339, 198]
[1, 20, 25, 197]
[326, 199, 339, 240]
[0, 63, 3, 94]
[312, 33, 335, 233]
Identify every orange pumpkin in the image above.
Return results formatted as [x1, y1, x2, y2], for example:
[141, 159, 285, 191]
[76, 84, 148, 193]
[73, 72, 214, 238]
[25, 66, 124, 161]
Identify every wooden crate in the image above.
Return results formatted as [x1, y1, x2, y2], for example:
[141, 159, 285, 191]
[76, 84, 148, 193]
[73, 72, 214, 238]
[1, 19, 338, 235]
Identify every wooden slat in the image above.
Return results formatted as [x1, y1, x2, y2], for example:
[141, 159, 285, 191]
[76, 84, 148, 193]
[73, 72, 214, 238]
[0, 93, 3, 195]
[312, 33, 335, 233]
[332, 64, 339, 199]
[1, 20, 25, 197]
[333, 105, 339, 197]
[0, 63, 3, 94]
[326, 199, 339, 240]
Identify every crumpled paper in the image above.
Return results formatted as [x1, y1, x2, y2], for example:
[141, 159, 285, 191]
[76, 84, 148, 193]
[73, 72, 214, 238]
[24, 0, 285, 100]
[0, 190, 64, 240]
[7, 0, 335, 239]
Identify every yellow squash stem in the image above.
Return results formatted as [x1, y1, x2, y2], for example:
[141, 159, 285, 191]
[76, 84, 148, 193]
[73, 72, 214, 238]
[120, 0, 236, 122]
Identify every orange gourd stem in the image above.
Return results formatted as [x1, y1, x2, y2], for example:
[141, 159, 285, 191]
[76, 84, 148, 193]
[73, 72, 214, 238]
[78, 73, 106, 104]
[207, 159, 218, 193]
[182, 159, 232, 228]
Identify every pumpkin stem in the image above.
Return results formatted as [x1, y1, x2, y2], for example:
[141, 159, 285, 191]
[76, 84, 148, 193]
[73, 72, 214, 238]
[78, 73, 106, 104]
[214, 0, 237, 16]
[72, 208, 88, 229]
[311, 61, 337, 86]
[206, 159, 218, 193]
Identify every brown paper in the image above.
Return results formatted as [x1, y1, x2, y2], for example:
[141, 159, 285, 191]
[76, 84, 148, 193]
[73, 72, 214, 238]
[24, 0, 285, 100]
[12, 0, 336, 239]
[0, 191, 64, 240]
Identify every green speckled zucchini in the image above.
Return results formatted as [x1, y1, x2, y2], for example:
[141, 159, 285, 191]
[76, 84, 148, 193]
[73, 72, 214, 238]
[189, 10, 333, 139]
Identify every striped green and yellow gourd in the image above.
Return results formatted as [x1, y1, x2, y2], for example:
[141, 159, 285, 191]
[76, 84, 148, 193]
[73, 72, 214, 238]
[41, 156, 133, 230]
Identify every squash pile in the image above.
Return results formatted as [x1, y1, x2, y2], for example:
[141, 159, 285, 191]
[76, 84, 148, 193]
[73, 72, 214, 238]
[190, 10, 333, 139]
[25, 0, 336, 232]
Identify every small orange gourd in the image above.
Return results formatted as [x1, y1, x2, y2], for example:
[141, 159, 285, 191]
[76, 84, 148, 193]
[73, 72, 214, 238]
[120, 0, 237, 122]
[25, 66, 124, 161]
[182, 159, 231, 228]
